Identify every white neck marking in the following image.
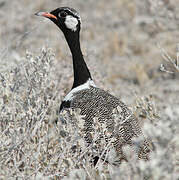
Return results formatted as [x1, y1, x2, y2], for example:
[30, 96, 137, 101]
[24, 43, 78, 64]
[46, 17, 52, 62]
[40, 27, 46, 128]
[64, 79, 96, 101]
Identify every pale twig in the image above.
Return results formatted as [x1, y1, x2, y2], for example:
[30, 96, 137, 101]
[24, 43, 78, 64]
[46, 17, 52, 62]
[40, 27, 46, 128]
[157, 43, 179, 73]
[95, 139, 113, 168]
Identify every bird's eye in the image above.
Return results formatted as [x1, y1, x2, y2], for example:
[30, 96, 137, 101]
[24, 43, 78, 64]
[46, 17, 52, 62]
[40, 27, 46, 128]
[59, 11, 67, 18]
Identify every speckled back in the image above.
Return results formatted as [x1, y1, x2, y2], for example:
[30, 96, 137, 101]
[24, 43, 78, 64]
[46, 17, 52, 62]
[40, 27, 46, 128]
[60, 87, 152, 164]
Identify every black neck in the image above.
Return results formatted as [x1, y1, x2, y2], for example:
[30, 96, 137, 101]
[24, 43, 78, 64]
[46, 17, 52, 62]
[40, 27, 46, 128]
[63, 31, 92, 89]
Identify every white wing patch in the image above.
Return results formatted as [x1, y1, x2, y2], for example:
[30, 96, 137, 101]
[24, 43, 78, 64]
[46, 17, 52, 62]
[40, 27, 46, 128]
[64, 79, 96, 101]
[65, 15, 78, 31]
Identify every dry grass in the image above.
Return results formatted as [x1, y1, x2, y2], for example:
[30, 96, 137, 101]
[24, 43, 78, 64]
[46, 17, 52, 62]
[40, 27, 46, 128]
[0, 49, 178, 179]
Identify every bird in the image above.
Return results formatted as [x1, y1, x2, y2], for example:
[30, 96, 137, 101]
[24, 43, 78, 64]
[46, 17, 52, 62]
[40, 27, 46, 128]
[35, 7, 153, 166]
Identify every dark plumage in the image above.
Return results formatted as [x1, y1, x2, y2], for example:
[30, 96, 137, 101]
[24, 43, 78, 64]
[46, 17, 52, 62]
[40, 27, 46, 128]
[35, 7, 153, 165]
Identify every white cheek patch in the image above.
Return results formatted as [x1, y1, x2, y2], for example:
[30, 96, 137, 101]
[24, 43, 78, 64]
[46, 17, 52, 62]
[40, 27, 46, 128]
[65, 15, 78, 31]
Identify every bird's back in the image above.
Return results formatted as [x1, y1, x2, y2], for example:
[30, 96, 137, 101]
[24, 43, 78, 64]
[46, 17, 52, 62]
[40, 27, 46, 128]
[60, 87, 152, 164]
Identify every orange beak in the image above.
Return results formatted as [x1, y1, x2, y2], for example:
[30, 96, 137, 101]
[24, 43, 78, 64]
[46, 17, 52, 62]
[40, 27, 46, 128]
[35, 12, 57, 20]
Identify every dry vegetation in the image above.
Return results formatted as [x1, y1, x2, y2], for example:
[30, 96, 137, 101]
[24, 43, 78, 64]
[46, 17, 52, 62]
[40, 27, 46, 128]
[0, 0, 179, 179]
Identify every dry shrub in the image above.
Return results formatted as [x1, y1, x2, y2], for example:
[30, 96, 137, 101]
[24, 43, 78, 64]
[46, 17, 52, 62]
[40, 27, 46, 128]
[0, 48, 179, 179]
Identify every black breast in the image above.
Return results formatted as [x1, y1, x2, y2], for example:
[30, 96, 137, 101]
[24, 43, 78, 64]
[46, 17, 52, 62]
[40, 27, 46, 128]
[59, 100, 71, 112]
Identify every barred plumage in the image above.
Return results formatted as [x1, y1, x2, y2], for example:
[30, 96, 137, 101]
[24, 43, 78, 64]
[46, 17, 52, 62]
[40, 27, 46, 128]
[61, 86, 152, 164]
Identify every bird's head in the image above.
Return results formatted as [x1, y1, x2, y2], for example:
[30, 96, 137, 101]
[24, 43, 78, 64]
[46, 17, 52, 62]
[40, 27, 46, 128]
[35, 7, 81, 34]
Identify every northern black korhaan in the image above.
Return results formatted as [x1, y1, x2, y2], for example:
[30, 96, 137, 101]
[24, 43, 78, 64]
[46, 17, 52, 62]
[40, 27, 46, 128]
[35, 7, 153, 165]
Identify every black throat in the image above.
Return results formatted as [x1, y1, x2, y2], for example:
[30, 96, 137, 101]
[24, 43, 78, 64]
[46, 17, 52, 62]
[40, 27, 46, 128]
[63, 30, 92, 89]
